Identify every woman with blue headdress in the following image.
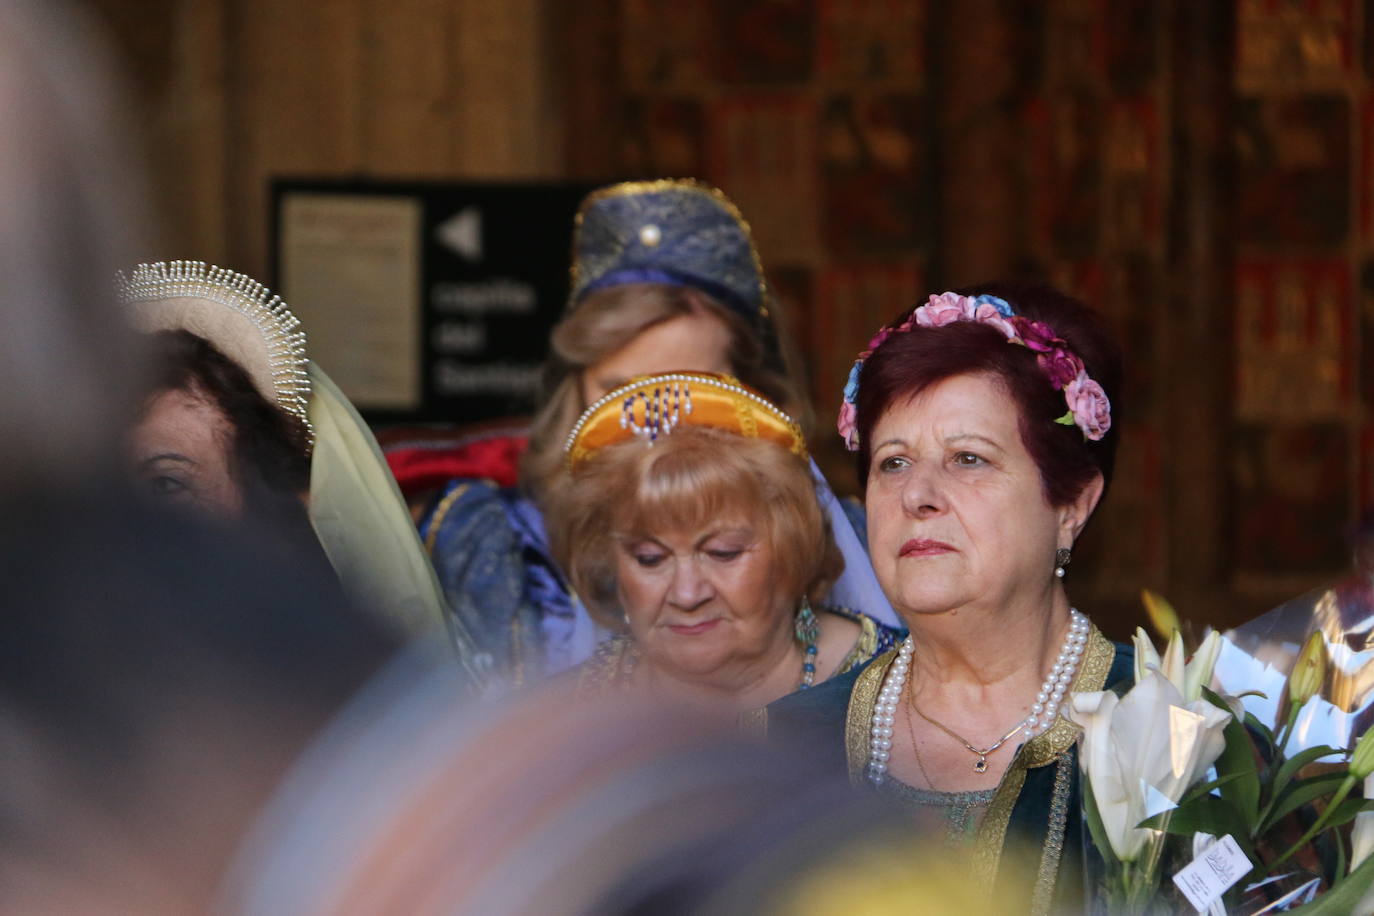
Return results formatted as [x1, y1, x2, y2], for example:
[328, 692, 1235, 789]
[420, 180, 897, 687]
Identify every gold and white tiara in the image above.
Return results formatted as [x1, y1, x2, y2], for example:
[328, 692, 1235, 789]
[117, 260, 313, 443]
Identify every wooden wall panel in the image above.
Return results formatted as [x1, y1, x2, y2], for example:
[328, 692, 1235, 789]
[225, 0, 365, 277]
[98, 0, 566, 277]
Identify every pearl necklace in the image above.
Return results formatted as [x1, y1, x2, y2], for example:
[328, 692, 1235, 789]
[867, 608, 1090, 786]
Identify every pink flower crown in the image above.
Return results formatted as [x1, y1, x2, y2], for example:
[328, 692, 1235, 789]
[837, 292, 1112, 450]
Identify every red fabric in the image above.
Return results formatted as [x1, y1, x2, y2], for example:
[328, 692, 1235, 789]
[381, 425, 529, 495]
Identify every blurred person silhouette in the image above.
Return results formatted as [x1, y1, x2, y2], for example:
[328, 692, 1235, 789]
[0, 0, 150, 493]
[219, 659, 1038, 915]
[0, 3, 402, 912]
[0, 496, 401, 914]
[119, 262, 486, 681]
[419, 179, 897, 688]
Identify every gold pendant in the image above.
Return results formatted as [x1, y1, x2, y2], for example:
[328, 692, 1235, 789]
[973, 756, 988, 773]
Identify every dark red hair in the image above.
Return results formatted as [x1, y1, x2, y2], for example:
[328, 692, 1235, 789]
[853, 282, 1122, 506]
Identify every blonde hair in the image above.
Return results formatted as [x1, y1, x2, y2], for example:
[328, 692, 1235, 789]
[546, 426, 843, 628]
[521, 284, 811, 498]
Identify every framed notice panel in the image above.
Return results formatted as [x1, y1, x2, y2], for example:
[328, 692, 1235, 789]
[272, 179, 595, 424]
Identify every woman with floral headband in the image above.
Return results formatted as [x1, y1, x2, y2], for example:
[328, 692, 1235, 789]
[418, 180, 897, 687]
[547, 372, 900, 710]
[765, 284, 1134, 914]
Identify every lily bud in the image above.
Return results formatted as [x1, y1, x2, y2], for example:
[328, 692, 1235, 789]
[1132, 627, 1160, 685]
[1141, 589, 1180, 643]
[1351, 729, 1374, 781]
[1288, 630, 1328, 710]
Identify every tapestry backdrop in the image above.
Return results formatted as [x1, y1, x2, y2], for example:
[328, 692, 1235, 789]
[566, 0, 1367, 635]
[92, 0, 1374, 636]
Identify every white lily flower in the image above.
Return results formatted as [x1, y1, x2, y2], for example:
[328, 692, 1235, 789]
[1133, 627, 1159, 686]
[1183, 631, 1223, 703]
[1132, 627, 1224, 704]
[1160, 630, 1186, 695]
[1072, 670, 1232, 863]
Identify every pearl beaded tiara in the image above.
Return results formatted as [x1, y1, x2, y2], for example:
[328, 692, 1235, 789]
[118, 260, 313, 444]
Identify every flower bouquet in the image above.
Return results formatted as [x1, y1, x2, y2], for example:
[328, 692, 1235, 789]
[1074, 591, 1374, 915]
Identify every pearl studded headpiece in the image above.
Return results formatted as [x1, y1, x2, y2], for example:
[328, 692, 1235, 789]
[564, 372, 805, 471]
[117, 260, 313, 445]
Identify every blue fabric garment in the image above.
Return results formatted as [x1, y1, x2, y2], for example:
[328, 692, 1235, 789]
[422, 469, 894, 681]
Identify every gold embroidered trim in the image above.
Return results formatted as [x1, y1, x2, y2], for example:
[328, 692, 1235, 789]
[971, 626, 1117, 888]
[971, 753, 1027, 885]
[838, 614, 880, 675]
[1030, 752, 1075, 916]
[738, 707, 769, 738]
[846, 647, 897, 786]
[575, 635, 634, 699]
[421, 483, 473, 556]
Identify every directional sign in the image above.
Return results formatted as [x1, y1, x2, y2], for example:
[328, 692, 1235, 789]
[273, 179, 595, 424]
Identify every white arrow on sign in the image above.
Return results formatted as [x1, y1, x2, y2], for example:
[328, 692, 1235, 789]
[436, 207, 483, 262]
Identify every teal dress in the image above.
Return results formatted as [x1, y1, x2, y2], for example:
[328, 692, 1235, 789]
[761, 627, 1134, 916]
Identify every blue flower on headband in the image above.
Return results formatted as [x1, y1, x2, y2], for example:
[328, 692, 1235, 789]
[973, 294, 1014, 317]
[843, 361, 862, 403]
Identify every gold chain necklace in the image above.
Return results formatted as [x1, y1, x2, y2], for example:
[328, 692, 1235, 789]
[902, 692, 944, 791]
[909, 688, 1024, 774]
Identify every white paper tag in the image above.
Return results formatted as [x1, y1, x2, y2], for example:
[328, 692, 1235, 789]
[1172, 834, 1251, 913]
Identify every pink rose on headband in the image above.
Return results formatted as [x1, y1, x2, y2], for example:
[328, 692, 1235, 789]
[973, 303, 1018, 341]
[915, 292, 976, 328]
[837, 400, 859, 449]
[1039, 348, 1085, 390]
[1064, 373, 1112, 441]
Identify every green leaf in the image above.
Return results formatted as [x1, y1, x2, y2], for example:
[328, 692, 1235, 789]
[1273, 745, 1345, 800]
[1053, 410, 1076, 426]
[1278, 841, 1374, 915]
[1138, 796, 1257, 866]
[1319, 797, 1374, 832]
[1179, 771, 1247, 807]
[1246, 711, 1277, 761]
[1203, 685, 1262, 830]
[1267, 772, 1352, 827]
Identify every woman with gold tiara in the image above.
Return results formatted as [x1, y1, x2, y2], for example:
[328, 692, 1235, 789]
[119, 262, 485, 684]
[547, 372, 900, 709]
[419, 180, 897, 687]
[766, 284, 1134, 914]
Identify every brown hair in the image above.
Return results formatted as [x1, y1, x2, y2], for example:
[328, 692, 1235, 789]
[144, 330, 314, 542]
[520, 283, 810, 499]
[546, 426, 843, 628]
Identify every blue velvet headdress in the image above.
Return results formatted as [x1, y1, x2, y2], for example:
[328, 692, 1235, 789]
[568, 179, 770, 327]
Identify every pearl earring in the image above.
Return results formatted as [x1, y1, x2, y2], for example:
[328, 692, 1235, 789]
[1055, 547, 1072, 579]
